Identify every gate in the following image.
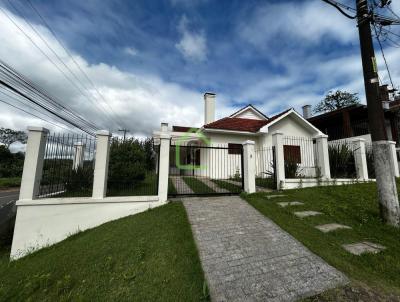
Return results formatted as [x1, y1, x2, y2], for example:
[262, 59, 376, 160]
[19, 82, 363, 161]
[168, 142, 244, 196]
[255, 146, 277, 190]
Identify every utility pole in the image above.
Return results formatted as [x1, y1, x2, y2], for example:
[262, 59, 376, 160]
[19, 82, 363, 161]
[356, 0, 400, 226]
[118, 129, 129, 141]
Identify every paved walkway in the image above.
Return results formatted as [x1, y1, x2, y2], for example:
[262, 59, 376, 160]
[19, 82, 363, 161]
[169, 176, 194, 194]
[182, 196, 348, 302]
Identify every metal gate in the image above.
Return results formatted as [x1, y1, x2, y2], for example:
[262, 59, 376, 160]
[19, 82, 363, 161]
[168, 142, 244, 196]
[255, 146, 277, 190]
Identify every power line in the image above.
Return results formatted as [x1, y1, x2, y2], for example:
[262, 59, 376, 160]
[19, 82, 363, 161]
[373, 24, 395, 88]
[2, 2, 120, 130]
[25, 0, 129, 130]
[0, 98, 79, 133]
[321, 0, 357, 19]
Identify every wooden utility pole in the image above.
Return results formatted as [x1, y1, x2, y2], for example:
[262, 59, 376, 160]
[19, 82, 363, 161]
[356, 0, 400, 226]
[118, 129, 129, 141]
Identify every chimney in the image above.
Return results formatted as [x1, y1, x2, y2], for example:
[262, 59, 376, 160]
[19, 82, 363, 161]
[302, 105, 312, 119]
[204, 92, 216, 125]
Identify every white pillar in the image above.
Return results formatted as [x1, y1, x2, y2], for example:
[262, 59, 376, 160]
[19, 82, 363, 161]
[243, 140, 256, 193]
[19, 127, 49, 201]
[158, 123, 171, 202]
[272, 131, 285, 190]
[92, 130, 111, 199]
[388, 141, 399, 177]
[72, 142, 85, 171]
[315, 134, 331, 179]
[353, 138, 368, 180]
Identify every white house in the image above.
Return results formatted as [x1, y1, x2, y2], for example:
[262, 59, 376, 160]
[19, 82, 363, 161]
[153, 93, 324, 180]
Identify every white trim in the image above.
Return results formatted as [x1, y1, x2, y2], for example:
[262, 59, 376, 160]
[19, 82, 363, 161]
[260, 109, 323, 135]
[230, 105, 268, 120]
[17, 195, 159, 206]
[201, 128, 260, 135]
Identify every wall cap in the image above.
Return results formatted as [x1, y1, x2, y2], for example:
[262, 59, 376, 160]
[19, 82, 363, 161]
[271, 131, 284, 136]
[243, 140, 255, 146]
[27, 126, 49, 133]
[351, 137, 366, 143]
[314, 134, 328, 139]
[96, 130, 111, 136]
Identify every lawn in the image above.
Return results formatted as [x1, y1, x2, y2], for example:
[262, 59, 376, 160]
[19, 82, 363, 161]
[182, 177, 215, 194]
[106, 173, 158, 197]
[0, 203, 208, 302]
[0, 177, 21, 189]
[243, 181, 400, 299]
[211, 179, 241, 193]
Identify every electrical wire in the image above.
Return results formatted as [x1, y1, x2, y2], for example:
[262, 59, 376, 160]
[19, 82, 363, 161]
[321, 0, 357, 19]
[373, 24, 395, 88]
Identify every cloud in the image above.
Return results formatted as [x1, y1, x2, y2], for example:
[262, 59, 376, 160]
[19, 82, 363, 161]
[175, 15, 207, 62]
[0, 8, 234, 136]
[239, 0, 356, 50]
[123, 46, 138, 57]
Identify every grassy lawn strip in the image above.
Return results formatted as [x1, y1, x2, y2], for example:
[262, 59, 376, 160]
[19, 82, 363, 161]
[0, 203, 208, 302]
[0, 177, 21, 189]
[106, 173, 158, 196]
[168, 178, 177, 195]
[255, 177, 275, 190]
[243, 182, 400, 298]
[211, 179, 241, 193]
[183, 177, 215, 194]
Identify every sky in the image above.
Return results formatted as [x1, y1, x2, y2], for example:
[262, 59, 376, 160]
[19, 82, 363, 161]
[0, 0, 399, 139]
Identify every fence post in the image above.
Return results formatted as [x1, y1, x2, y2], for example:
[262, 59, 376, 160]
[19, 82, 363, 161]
[158, 123, 171, 203]
[388, 141, 399, 177]
[272, 131, 285, 189]
[243, 140, 256, 193]
[19, 127, 49, 201]
[72, 142, 85, 171]
[315, 134, 331, 179]
[92, 130, 111, 199]
[352, 138, 368, 180]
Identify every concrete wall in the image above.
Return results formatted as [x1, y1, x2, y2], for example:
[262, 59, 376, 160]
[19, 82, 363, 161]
[283, 178, 374, 190]
[11, 197, 164, 259]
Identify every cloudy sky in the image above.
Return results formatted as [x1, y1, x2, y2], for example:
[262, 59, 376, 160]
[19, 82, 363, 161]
[0, 0, 399, 138]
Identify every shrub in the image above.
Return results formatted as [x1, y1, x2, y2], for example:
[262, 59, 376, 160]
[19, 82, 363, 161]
[64, 166, 94, 196]
[0, 145, 24, 178]
[284, 159, 299, 178]
[328, 143, 356, 178]
[108, 139, 147, 188]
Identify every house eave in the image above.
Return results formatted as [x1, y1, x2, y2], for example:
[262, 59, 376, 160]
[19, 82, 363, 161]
[202, 128, 261, 136]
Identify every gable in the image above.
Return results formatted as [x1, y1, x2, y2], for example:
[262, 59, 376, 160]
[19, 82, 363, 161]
[264, 111, 321, 136]
[230, 105, 268, 120]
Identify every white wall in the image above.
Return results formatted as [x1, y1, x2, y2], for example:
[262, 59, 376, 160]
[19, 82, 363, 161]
[11, 197, 164, 260]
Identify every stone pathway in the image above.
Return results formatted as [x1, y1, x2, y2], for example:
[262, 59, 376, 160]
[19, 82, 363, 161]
[294, 211, 322, 218]
[182, 196, 348, 302]
[169, 176, 194, 194]
[277, 201, 304, 208]
[197, 178, 230, 193]
[315, 223, 352, 233]
[342, 242, 386, 255]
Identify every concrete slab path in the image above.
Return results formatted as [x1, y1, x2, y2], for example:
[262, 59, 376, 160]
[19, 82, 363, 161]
[182, 196, 348, 302]
[169, 176, 194, 194]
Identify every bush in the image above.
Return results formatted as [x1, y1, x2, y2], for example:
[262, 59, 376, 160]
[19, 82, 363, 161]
[108, 139, 147, 188]
[328, 143, 356, 178]
[284, 159, 299, 178]
[64, 167, 94, 196]
[0, 145, 24, 178]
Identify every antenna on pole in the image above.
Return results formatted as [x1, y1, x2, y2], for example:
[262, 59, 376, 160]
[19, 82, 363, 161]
[118, 129, 129, 141]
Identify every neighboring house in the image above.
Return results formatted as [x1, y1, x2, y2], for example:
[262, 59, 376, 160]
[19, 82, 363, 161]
[154, 93, 324, 179]
[305, 85, 400, 145]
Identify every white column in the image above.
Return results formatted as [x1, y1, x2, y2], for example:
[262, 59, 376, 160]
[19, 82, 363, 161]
[315, 134, 331, 179]
[243, 140, 256, 193]
[272, 131, 285, 190]
[19, 127, 49, 201]
[388, 141, 399, 177]
[158, 123, 171, 202]
[353, 138, 368, 180]
[72, 142, 85, 171]
[92, 130, 111, 199]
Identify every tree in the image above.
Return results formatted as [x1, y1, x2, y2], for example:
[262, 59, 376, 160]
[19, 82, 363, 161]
[0, 128, 27, 148]
[314, 90, 360, 114]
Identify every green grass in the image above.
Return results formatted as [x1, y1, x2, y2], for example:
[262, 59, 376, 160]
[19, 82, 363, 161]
[168, 178, 177, 195]
[107, 173, 158, 196]
[0, 203, 208, 301]
[0, 177, 21, 189]
[182, 177, 215, 194]
[211, 179, 241, 193]
[255, 177, 275, 190]
[243, 181, 400, 296]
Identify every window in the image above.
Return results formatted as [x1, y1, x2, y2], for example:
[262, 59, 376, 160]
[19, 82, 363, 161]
[284, 145, 301, 163]
[228, 143, 242, 155]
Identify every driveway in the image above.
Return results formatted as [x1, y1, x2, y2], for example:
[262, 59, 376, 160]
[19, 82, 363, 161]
[182, 196, 348, 302]
[0, 189, 19, 209]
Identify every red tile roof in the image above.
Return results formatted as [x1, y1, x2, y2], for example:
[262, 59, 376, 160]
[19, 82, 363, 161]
[172, 126, 199, 132]
[204, 108, 292, 133]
